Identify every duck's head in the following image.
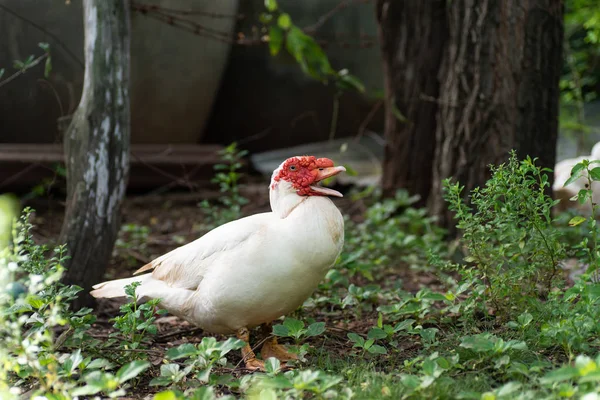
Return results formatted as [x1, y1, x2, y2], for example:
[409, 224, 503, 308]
[269, 156, 346, 217]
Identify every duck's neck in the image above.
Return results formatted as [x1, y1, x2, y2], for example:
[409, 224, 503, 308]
[269, 180, 308, 218]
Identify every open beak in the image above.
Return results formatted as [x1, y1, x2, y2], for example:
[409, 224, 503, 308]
[310, 166, 346, 197]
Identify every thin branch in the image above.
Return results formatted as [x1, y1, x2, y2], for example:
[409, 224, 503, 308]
[0, 53, 48, 89]
[304, 0, 353, 33]
[131, 1, 244, 19]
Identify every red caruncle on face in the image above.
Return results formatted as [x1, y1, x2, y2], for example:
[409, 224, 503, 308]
[272, 156, 335, 196]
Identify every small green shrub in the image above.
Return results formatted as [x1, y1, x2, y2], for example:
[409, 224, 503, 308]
[441, 151, 565, 318]
[0, 209, 151, 398]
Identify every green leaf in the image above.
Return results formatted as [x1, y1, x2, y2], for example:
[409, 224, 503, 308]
[264, 0, 278, 12]
[497, 382, 522, 397]
[286, 26, 333, 81]
[0, 68, 4, 79]
[269, 26, 284, 56]
[189, 386, 217, 400]
[277, 13, 292, 30]
[160, 363, 180, 378]
[347, 332, 365, 347]
[460, 334, 496, 352]
[564, 163, 585, 186]
[590, 167, 600, 181]
[166, 343, 197, 360]
[305, 322, 326, 337]
[541, 366, 579, 383]
[116, 360, 150, 383]
[27, 295, 44, 309]
[367, 344, 387, 354]
[258, 389, 279, 400]
[38, 42, 50, 52]
[272, 324, 290, 337]
[421, 292, 449, 302]
[265, 357, 281, 374]
[283, 318, 305, 335]
[517, 312, 533, 327]
[86, 358, 113, 370]
[150, 376, 174, 387]
[336, 69, 365, 93]
[154, 391, 184, 400]
[569, 215, 587, 226]
[578, 189, 593, 205]
[64, 349, 84, 374]
[367, 327, 388, 340]
[393, 319, 416, 332]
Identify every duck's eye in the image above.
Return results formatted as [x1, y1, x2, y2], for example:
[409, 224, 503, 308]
[318, 168, 324, 171]
[289, 165, 297, 171]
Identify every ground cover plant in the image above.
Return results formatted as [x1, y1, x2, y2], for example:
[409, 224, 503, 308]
[3, 149, 600, 399]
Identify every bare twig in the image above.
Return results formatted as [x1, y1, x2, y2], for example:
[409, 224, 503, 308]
[357, 99, 383, 139]
[304, 0, 353, 33]
[131, 2, 244, 19]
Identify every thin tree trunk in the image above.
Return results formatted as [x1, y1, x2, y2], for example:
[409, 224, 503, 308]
[428, 0, 564, 230]
[376, 0, 448, 206]
[60, 0, 130, 308]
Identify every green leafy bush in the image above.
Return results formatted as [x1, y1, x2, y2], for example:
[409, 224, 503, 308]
[0, 209, 153, 398]
[442, 151, 565, 318]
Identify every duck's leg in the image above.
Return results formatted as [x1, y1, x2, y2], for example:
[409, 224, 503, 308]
[260, 322, 299, 362]
[236, 327, 265, 371]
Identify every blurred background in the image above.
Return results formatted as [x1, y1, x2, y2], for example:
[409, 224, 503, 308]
[1, 0, 595, 194]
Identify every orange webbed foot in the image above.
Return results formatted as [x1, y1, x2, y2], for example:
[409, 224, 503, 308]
[261, 336, 299, 362]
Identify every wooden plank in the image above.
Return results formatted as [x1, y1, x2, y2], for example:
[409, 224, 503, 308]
[0, 143, 231, 192]
[0, 143, 224, 164]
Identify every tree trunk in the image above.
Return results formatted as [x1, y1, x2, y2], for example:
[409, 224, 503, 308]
[376, 0, 448, 206]
[60, 0, 130, 308]
[428, 0, 564, 229]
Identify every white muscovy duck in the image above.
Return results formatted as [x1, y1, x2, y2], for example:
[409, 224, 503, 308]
[91, 156, 346, 370]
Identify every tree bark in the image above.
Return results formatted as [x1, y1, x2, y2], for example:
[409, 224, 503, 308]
[428, 0, 564, 229]
[376, 0, 448, 206]
[60, 0, 130, 308]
